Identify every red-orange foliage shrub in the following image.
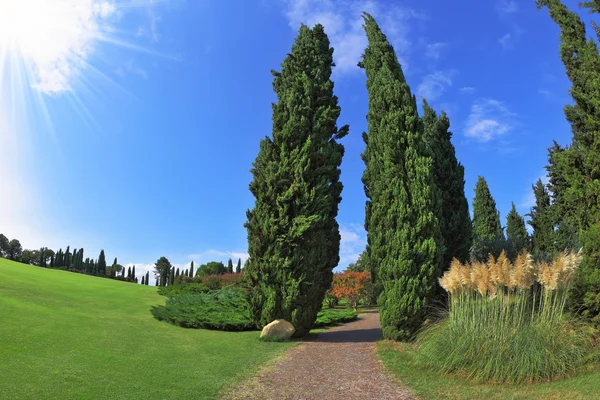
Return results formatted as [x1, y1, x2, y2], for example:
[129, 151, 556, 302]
[201, 272, 244, 290]
[331, 271, 371, 311]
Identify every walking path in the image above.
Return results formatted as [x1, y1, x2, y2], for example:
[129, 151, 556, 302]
[223, 311, 414, 400]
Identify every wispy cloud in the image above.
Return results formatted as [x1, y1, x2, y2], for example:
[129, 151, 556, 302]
[283, 0, 426, 74]
[498, 25, 524, 49]
[459, 86, 475, 94]
[465, 98, 517, 142]
[520, 172, 550, 210]
[425, 42, 447, 59]
[115, 59, 148, 79]
[416, 70, 457, 101]
[496, 0, 518, 16]
[187, 249, 249, 264]
[339, 223, 366, 270]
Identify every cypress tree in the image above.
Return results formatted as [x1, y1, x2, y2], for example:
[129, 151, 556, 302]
[39, 248, 45, 268]
[97, 250, 107, 276]
[360, 13, 442, 340]
[170, 268, 175, 286]
[538, 0, 600, 323]
[189, 261, 194, 277]
[146, 271, 150, 285]
[227, 258, 233, 274]
[471, 176, 505, 261]
[132, 265, 136, 280]
[65, 246, 71, 268]
[506, 202, 530, 260]
[155, 278, 158, 286]
[236, 258, 241, 274]
[141, 276, 145, 285]
[127, 267, 132, 279]
[50, 254, 54, 269]
[245, 23, 348, 336]
[176, 268, 180, 277]
[527, 179, 554, 260]
[422, 100, 472, 267]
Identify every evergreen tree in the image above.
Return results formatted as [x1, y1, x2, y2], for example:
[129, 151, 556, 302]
[97, 250, 107, 276]
[55, 249, 63, 268]
[359, 14, 442, 340]
[146, 271, 150, 285]
[127, 267, 132, 279]
[141, 276, 145, 285]
[64, 246, 71, 268]
[132, 265, 136, 281]
[176, 268, 180, 277]
[471, 176, 505, 261]
[155, 278, 158, 286]
[50, 254, 54, 269]
[506, 202, 530, 260]
[538, 0, 600, 323]
[170, 268, 175, 286]
[236, 258, 242, 274]
[39, 248, 45, 268]
[527, 179, 554, 260]
[227, 258, 234, 274]
[422, 100, 472, 267]
[189, 261, 194, 277]
[245, 23, 348, 337]
[154, 257, 172, 287]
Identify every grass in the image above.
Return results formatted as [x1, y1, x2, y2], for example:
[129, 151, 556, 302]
[377, 341, 600, 400]
[0, 258, 294, 399]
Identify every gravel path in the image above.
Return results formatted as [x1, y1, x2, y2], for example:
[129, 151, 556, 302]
[222, 311, 414, 400]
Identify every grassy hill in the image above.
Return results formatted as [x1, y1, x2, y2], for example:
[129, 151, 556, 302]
[0, 258, 293, 399]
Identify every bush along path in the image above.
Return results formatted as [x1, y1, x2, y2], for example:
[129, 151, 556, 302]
[222, 311, 413, 400]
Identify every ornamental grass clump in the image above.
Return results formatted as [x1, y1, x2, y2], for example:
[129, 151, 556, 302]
[418, 249, 590, 384]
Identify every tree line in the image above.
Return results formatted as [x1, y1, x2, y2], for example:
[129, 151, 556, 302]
[152, 257, 244, 286]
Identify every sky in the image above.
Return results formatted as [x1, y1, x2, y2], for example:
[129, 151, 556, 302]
[0, 0, 588, 284]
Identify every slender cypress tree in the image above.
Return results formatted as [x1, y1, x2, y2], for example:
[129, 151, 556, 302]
[422, 100, 472, 267]
[471, 176, 505, 261]
[360, 13, 442, 340]
[236, 258, 241, 274]
[176, 268, 180, 277]
[527, 179, 554, 260]
[97, 250, 107, 276]
[127, 267, 132, 279]
[65, 246, 71, 268]
[227, 258, 233, 274]
[50, 254, 54, 269]
[132, 265, 136, 280]
[245, 23, 348, 336]
[146, 271, 150, 285]
[189, 261, 194, 277]
[506, 202, 530, 260]
[538, 0, 600, 324]
[141, 276, 145, 285]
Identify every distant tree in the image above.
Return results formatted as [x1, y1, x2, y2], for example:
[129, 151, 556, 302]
[506, 202, 530, 260]
[331, 271, 372, 311]
[346, 251, 369, 272]
[127, 267, 132, 279]
[170, 268, 175, 286]
[189, 261, 194, 277]
[132, 265, 136, 281]
[527, 179, 555, 260]
[20, 249, 34, 264]
[227, 258, 234, 274]
[97, 250, 107, 276]
[64, 246, 71, 268]
[141, 276, 145, 285]
[471, 176, 505, 261]
[7, 239, 22, 261]
[0, 234, 8, 257]
[196, 261, 226, 276]
[154, 257, 172, 287]
[50, 254, 55, 268]
[236, 258, 241, 273]
[145, 271, 150, 286]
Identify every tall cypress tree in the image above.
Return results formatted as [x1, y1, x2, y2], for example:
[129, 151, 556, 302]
[471, 176, 505, 261]
[538, 0, 600, 323]
[146, 271, 150, 285]
[527, 179, 554, 259]
[176, 268, 180, 277]
[227, 258, 233, 274]
[97, 250, 107, 276]
[132, 265, 136, 281]
[50, 254, 54, 269]
[64, 246, 71, 268]
[360, 13, 442, 340]
[127, 267, 132, 279]
[422, 100, 472, 267]
[189, 261, 194, 277]
[506, 202, 530, 260]
[141, 276, 145, 285]
[245, 23, 348, 336]
[236, 258, 241, 274]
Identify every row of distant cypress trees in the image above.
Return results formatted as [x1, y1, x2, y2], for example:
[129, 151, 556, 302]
[244, 14, 474, 339]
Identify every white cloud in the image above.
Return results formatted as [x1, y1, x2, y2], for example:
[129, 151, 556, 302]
[416, 70, 457, 101]
[115, 59, 148, 79]
[459, 86, 475, 94]
[283, 0, 425, 74]
[187, 249, 249, 265]
[465, 98, 516, 142]
[498, 25, 524, 49]
[339, 223, 366, 270]
[520, 172, 550, 209]
[496, 0, 518, 16]
[425, 42, 446, 59]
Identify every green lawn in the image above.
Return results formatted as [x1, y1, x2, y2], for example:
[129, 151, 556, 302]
[377, 341, 600, 400]
[0, 258, 293, 399]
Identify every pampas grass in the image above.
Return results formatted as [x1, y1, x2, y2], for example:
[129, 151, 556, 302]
[418, 249, 591, 384]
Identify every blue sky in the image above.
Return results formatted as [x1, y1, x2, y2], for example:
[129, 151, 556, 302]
[0, 0, 586, 282]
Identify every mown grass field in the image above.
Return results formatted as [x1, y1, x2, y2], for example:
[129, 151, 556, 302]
[0, 258, 293, 399]
[377, 341, 600, 400]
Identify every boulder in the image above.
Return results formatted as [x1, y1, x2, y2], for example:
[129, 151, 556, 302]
[260, 319, 295, 340]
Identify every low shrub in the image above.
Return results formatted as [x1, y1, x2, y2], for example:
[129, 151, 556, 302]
[313, 309, 358, 328]
[157, 273, 245, 296]
[150, 288, 255, 331]
[417, 250, 592, 384]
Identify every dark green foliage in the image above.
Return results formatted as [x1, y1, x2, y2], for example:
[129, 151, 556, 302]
[527, 179, 555, 260]
[538, 0, 600, 324]
[132, 266, 136, 280]
[0, 234, 8, 257]
[422, 100, 472, 267]
[154, 256, 172, 287]
[145, 271, 150, 285]
[97, 250, 107, 276]
[245, 23, 347, 337]
[189, 261, 194, 277]
[359, 13, 442, 340]
[196, 261, 225, 276]
[346, 251, 369, 272]
[141, 276, 145, 285]
[150, 289, 254, 331]
[471, 176, 505, 261]
[7, 239, 22, 261]
[506, 202, 530, 260]
[127, 267, 132, 279]
[313, 309, 358, 328]
[227, 258, 233, 274]
[236, 258, 241, 274]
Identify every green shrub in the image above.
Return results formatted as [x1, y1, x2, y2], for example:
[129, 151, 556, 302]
[150, 288, 255, 331]
[418, 251, 592, 384]
[313, 309, 357, 328]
